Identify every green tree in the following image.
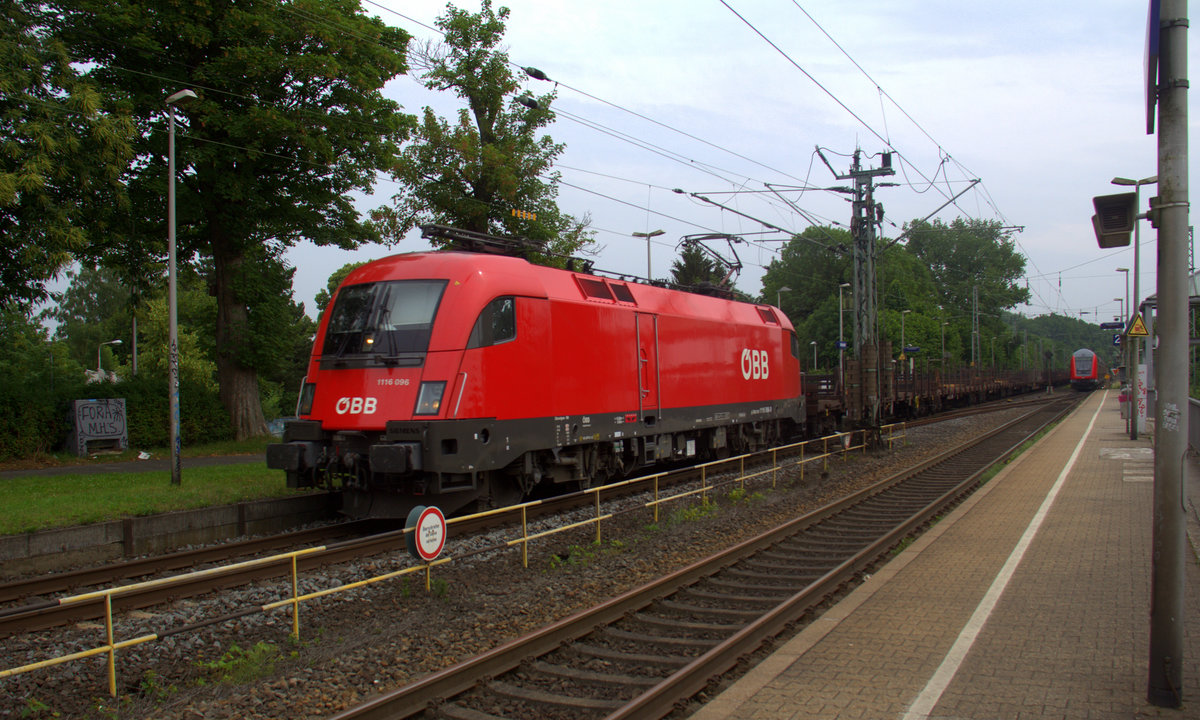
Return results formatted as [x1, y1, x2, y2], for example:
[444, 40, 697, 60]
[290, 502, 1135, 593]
[0, 1, 134, 308]
[314, 261, 368, 315]
[904, 218, 1029, 316]
[45, 264, 133, 372]
[758, 227, 852, 367]
[0, 307, 88, 458]
[761, 227, 851, 315]
[378, 0, 594, 265]
[670, 244, 724, 289]
[56, 0, 413, 438]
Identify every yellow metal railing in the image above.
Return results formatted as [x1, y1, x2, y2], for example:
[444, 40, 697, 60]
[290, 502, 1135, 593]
[3, 427, 872, 697]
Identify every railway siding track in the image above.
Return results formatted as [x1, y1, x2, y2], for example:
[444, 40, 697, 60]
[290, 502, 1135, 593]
[331, 396, 1076, 720]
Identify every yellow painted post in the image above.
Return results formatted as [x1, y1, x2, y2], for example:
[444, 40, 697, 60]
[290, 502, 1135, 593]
[594, 492, 601, 544]
[701, 466, 708, 503]
[105, 593, 116, 697]
[824, 437, 829, 472]
[520, 506, 529, 568]
[800, 442, 805, 483]
[290, 554, 300, 640]
[771, 448, 778, 488]
[653, 476, 660, 523]
[425, 564, 431, 591]
[739, 457, 745, 490]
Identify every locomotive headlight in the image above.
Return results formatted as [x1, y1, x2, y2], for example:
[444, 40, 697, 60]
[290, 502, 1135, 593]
[414, 381, 446, 416]
[297, 381, 316, 416]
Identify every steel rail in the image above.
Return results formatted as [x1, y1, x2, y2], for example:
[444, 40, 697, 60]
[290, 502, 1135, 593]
[328, 396, 1077, 720]
[0, 519, 384, 605]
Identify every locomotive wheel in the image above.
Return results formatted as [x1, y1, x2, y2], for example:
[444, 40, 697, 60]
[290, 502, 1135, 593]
[485, 474, 527, 509]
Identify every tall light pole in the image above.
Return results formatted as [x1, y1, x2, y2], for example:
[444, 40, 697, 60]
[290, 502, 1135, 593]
[810, 340, 817, 370]
[632, 229, 664, 280]
[1116, 267, 1130, 323]
[900, 309, 911, 375]
[1112, 176, 1156, 442]
[166, 88, 196, 487]
[97, 339, 122, 375]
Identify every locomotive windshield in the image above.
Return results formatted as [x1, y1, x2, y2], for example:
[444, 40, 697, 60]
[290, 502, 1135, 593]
[322, 280, 447, 365]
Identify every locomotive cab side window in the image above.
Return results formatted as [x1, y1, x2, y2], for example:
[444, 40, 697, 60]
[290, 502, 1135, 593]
[467, 296, 516, 348]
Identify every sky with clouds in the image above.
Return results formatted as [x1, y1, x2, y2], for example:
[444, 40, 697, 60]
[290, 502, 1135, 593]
[288, 0, 1181, 327]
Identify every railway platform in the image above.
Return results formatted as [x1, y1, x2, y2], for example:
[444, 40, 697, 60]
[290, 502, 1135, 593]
[692, 389, 1200, 720]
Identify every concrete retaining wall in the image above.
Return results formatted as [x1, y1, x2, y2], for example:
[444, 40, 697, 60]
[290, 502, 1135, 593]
[0, 492, 339, 576]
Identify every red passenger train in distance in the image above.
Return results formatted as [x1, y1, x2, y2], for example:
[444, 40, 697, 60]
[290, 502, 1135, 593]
[268, 234, 804, 518]
[1068, 348, 1106, 391]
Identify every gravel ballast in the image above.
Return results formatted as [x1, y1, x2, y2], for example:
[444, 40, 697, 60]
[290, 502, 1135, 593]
[0, 411, 1031, 719]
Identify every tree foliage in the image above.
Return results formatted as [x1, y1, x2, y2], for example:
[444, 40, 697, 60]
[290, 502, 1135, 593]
[0, 1, 134, 308]
[904, 218, 1029, 313]
[378, 0, 594, 265]
[315, 261, 368, 315]
[761, 220, 1035, 369]
[55, 0, 412, 438]
[670, 244, 723, 288]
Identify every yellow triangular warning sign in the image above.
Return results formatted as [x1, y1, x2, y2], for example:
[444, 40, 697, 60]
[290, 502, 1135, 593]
[1128, 313, 1149, 337]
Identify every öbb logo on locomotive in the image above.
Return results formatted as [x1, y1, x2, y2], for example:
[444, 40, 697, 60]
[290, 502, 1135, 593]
[741, 348, 770, 380]
[335, 397, 377, 415]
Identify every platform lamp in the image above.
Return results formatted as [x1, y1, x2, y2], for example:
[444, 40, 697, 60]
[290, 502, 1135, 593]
[900, 309, 911, 374]
[632, 229, 664, 280]
[1111, 175, 1155, 442]
[166, 88, 197, 486]
[777, 286, 791, 311]
[97, 339, 122, 374]
[810, 340, 817, 370]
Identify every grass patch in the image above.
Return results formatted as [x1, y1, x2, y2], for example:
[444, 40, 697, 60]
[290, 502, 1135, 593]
[0, 462, 301, 535]
[667, 498, 719, 526]
[0, 436, 274, 472]
[196, 642, 280, 685]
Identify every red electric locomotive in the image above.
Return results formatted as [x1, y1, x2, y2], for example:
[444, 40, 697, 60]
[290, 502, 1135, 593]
[268, 234, 804, 517]
[1069, 348, 1105, 391]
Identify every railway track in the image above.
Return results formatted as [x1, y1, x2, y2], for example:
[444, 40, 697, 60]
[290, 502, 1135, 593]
[329, 394, 1077, 720]
[0, 393, 1063, 644]
[0, 519, 390, 606]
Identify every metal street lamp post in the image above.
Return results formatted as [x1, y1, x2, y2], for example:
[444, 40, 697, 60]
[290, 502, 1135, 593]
[166, 88, 197, 486]
[777, 286, 791, 311]
[1112, 175, 1156, 441]
[632, 229, 664, 280]
[810, 340, 817, 370]
[1116, 267, 1130, 323]
[97, 339, 122, 375]
[900, 309, 911, 375]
